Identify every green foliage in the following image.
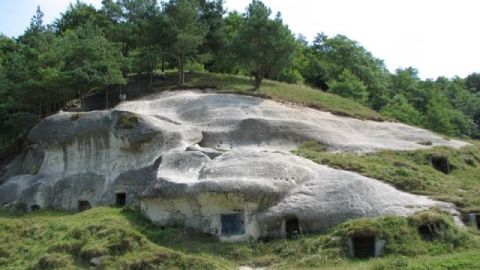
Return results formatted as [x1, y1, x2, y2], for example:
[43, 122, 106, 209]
[232, 0, 296, 89]
[58, 23, 126, 108]
[465, 72, 480, 93]
[0, 207, 478, 269]
[424, 90, 458, 136]
[0, 208, 228, 270]
[310, 33, 391, 109]
[53, 1, 110, 34]
[380, 94, 423, 126]
[165, 0, 207, 86]
[2, 0, 480, 150]
[329, 69, 369, 105]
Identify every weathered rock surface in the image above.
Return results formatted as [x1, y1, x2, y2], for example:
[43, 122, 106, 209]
[0, 90, 466, 240]
[116, 90, 466, 152]
[142, 150, 457, 240]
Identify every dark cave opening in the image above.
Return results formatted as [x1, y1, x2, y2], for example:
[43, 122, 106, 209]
[77, 200, 91, 212]
[353, 236, 375, 259]
[116, 192, 126, 207]
[285, 217, 300, 239]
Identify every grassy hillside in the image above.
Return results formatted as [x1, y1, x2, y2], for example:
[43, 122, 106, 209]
[1, 207, 479, 270]
[295, 141, 480, 214]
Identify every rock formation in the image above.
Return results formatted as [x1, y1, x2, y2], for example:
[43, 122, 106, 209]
[0, 90, 467, 241]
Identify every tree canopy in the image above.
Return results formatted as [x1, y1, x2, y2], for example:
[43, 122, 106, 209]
[0, 0, 480, 157]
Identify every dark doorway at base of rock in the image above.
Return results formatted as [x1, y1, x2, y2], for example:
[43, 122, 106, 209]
[221, 212, 245, 236]
[78, 200, 91, 212]
[430, 155, 450, 174]
[353, 236, 375, 259]
[30, 204, 40, 212]
[476, 215, 480, 229]
[116, 193, 126, 207]
[418, 223, 439, 241]
[285, 217, 300, 238]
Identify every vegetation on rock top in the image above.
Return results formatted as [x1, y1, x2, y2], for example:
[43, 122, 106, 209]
[295, 141, 480, 213]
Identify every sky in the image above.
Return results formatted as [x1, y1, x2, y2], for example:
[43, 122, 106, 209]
[0, 0, 479, 79]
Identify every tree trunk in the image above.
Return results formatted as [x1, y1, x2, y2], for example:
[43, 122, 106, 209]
[161, 59, 165, 73]
[149, 69, 153, 89]
[181, 64, 185, 86]
[254, 72, 263, 90]
[178, 58, 184, 86]
[105, 87, 109, 109]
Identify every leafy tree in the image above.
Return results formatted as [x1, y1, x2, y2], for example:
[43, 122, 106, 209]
[423, 89, 457, 136]
[198, 0, 227, 71]
[380, 94, 423, 126]
[0, 35, 16, 64]
[164, 0, 206, 86]
[276, 36, 309, 84]
[311, 33, 390, 109]
[465, 72, 480, 93]
[232, 0, 295, 89]
[214, 11, 244, 74]
[58, 24, 126, 109]
[390, 68, 428, 112]
[101, 0, 159, 57]
[53, 1, 110, 34]
[329, 69, 368, 104]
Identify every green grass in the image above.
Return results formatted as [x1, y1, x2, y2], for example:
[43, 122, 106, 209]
[1, 207, 479, 269]
[294, 141, 480, 213]
[149, 72, 385, 121]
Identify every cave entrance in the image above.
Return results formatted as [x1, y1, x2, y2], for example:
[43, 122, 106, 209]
[476, 214, 480, 229]
[430, 155, 450, 174]
[30, 204, 40, 212]
[418, 223, 440, 241]
[78, 200, 91, 212]
[352, 236, 375, 259]
[285, 217, 300, 239]
[221, 212, 245, 236]
[116, 193, 126, 207]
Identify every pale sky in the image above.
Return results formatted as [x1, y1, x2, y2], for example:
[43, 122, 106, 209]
[1, 0, 479, 79]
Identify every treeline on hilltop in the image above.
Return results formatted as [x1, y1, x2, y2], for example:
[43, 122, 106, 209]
[1, 0, 480, 157]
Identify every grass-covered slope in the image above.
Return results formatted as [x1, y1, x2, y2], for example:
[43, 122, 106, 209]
[1, 207, 479, 270]
[295, 141, 480, 213]
[152, 72, 385, 121]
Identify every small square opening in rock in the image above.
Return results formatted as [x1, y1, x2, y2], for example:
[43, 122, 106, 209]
[418, 223, 440, 241]
[476, 214, 480, 229]
[430, 155, 450, 174]
[78, 200, 91, 212]
[221, 212, 245, 236]
[116, 193, 126, 207]
[30, 204, 40, 212]
[285, 217, 300, 238]
[353, 236, 375, 259]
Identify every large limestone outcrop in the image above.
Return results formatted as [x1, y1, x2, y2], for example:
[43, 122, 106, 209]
[142, 150, 455, 241]
[0, 90, 467, 240]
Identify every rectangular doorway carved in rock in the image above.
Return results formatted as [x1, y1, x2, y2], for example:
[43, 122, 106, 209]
[285, 217, 300, 238]
[116, 193, 126, 207]
[221, 212, 245, 235]
[353, 236, 375, 259]
[78, 200, 91, 212]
